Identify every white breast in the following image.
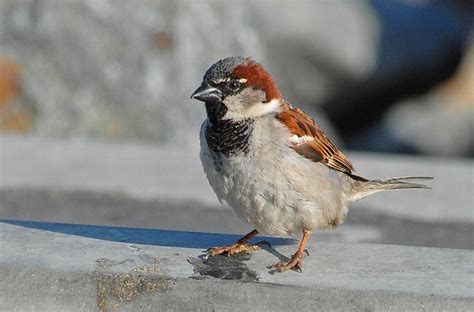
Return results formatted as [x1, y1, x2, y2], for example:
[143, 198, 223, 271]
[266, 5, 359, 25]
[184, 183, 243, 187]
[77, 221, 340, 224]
[200, 116, 350, 237]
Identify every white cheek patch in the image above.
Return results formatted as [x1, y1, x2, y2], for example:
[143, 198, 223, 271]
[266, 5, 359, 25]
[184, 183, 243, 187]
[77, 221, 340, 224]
[290, 135, 315, 144]
[223, 98, 282, 120]
[243, 98, 282, 118]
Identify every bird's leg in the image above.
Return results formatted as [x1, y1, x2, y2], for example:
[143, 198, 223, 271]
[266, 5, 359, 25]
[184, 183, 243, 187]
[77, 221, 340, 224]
[206, 229, 269, 257]
[272, 229, 311, 272]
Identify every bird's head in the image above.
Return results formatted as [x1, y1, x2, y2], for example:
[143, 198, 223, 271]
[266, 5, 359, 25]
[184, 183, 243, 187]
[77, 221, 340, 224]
[191, 57, 282, 122]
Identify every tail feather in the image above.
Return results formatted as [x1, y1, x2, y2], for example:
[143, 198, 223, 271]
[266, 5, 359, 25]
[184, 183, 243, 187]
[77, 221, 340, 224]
[348, 176, 433, 202]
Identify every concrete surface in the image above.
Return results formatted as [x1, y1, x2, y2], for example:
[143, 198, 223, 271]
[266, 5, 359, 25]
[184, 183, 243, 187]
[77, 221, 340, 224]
[0, 136, 473, 250]
[0, 220, 473, 311]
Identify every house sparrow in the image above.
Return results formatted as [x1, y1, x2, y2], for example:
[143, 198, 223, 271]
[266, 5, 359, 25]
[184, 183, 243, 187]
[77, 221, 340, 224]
[191, 56, 431, 272]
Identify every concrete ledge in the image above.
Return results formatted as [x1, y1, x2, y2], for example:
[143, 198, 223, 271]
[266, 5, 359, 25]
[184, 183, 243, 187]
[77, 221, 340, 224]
[1, 220, 472, 311]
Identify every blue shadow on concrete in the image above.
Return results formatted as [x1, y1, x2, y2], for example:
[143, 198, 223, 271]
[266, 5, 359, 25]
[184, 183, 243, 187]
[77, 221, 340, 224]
[0, 219, 295, 249]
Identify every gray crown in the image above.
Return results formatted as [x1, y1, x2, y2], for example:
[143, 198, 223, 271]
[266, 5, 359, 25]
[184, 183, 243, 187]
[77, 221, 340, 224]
[203, 56, 249, 82]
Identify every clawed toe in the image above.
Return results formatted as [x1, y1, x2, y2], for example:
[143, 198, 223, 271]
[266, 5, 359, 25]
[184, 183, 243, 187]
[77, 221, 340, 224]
[270, 248, 309, 273]
[272, 258, 303, 273]
[205, 242, 262, 258]
[206, 246, 231, 257]
[204, 229, 263, 258]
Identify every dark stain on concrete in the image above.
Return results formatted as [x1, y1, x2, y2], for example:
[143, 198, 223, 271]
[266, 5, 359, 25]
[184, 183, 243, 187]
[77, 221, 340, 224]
[188, 253, 259, 282]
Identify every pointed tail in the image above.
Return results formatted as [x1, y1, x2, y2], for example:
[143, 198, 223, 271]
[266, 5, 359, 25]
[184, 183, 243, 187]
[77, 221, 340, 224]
[348, 176, 433, 202]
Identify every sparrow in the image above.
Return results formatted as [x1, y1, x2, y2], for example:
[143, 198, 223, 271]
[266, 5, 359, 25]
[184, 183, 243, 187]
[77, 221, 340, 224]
[191, 56, 431, 272]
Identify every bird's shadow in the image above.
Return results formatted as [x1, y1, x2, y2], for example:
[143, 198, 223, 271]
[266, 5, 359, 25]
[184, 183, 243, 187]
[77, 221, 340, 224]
[0, 219, 296, 249]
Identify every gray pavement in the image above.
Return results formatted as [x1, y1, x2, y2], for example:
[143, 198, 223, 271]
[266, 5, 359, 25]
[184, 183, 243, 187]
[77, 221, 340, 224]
[0, 221, 473, 311]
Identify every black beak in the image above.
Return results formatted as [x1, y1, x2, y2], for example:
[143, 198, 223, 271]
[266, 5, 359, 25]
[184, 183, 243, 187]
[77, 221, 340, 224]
[191, 82, 222, 102]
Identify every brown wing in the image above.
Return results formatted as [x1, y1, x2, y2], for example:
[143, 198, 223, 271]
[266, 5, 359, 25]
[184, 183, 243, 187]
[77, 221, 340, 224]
[276, 102, 355, 174]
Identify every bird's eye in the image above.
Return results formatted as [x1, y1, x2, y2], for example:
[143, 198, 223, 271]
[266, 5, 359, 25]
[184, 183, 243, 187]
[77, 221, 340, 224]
[226, 80, 241, 92]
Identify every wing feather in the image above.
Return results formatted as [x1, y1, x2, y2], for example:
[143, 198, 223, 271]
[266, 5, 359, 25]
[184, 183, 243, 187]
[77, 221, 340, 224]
[276, 103, 355, 174]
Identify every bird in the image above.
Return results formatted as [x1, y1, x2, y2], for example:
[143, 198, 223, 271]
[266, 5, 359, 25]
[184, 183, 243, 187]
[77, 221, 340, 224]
[191, 56, 431, 272]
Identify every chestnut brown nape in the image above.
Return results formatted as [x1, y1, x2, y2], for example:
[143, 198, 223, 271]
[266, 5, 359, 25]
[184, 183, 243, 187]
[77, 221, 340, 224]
[232, 62, 282, 102]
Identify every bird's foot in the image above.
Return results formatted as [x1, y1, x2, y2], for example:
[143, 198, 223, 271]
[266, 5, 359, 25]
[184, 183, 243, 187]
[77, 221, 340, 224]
[205, 241, 270, 258]
[271, 250, 309, 273]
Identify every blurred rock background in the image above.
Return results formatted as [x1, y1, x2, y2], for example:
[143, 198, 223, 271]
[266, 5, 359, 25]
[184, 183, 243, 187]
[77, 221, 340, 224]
[1, 0, 471, 155]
